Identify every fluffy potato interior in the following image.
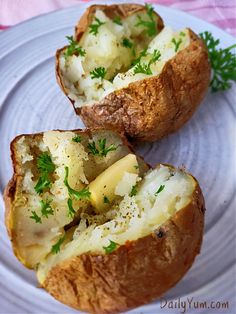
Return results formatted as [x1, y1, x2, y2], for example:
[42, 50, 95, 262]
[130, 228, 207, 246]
[10, 130, 131, 268]
[59, 8, 190, 107]
[37, 165, 195, 284]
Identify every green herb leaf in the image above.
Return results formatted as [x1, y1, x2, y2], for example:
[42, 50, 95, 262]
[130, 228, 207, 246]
[113, 16, 122, 25]
[64, 36, 86, 58]
[134, 49, 161, 75]
[72, 135, 82, 143]
[30, 211, 42, 224]
[199, 31, 236, 92]
[51, 235, 66, 254]
[67, 198, 76, 218]
[122, 38, 133, 49]
[64, 166, 91, 200]
[103, 240, 117, 254]
[130, 184, 138, 197]
[103, 196, 110, 204]
[155, 184, 165, 196]
[172, 38, 182, 52]
[135, 3, 157, 37]
[180, 31, 186, 37]
[40, 199, 54, 218]
[37, 152, 55, 173]
[90, 67, 106, 79]
[87, 138, 117, 157]
[89, 17, 105, 36]
[34, 153, 55, 194]
[132, 49, 148, 66]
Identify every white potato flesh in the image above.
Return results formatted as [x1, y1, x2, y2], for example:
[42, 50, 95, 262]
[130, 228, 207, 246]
[37, 165, 195, 284]
[59, 8, 190, 108]
[11, 131, 127, 267]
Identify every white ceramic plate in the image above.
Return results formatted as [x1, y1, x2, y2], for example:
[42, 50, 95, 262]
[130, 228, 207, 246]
[0, 1, 235, 313]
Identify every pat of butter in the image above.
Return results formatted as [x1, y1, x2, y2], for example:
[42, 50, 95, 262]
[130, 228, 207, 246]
[89, 154, 139, 213]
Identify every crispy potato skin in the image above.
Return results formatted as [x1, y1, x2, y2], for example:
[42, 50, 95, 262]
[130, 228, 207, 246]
[4, 128, 144, 269]
[43, 177, 205, 314]
[74, 4, 164, 42]
[80, 29, 211, 141]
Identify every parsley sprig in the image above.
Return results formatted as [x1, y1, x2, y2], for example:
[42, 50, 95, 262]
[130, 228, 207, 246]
[172, 38, 182, 52]
[113, 16, 122, 26]
[72, 135, 82, 143]
[30, 211, 42, 224]
[40, 199, 54, 218]
[103, 240, 117, 254]
[122, 38, 133, 49]
[199, 31, 236, 92]
[129, 185, 138, 197]
[51, 235, 66, 254]
[134, 49, 161, 75]
[34, 153, 55, 194]
[64, 36, 86, 58]
[30, 199, 54, 223]
[136, 3, 157, 37]
[64, 166, 91, 201]
[89, 17, 105, 36]
[90, 67, 106, 79]
[64, 166, 91, 218]
[103, 196, 110, 204]
[87, 138, 117, 157]
[155, 184, 165, 196]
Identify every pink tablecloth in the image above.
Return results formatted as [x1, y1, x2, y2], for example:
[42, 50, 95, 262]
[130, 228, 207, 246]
[0, 0, 235, 36]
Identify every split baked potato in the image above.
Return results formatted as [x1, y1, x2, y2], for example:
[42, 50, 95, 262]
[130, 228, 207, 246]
[5, 128, 205, 314]
[56, 3, 211, 141]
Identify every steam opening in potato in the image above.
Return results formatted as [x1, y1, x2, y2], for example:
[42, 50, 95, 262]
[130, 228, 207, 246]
[58, 6, 190, 108]
[9, 129, 196, 286]
[36, 162, 195, 284]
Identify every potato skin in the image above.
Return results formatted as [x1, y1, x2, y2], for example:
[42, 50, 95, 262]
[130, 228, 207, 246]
[80, 29, 211, 142]
[4, 128, 145, 269]
[43, 177, 205, 314]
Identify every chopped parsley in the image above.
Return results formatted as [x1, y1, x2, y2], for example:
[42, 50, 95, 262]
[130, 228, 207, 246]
[90, 67, 106, 79]
[72, 135, 82, 143]
[136, 3, 157, 37]
[103, 196, 110, 204]
[30, 211, 42, 224]
[133, 49, 161, 75]
[132, 48, 148, 66]
[89, 17, 105, 36]
[130, 184, 138, 197]
[180, 31, 186, 37]
[51, 235, 66, 254]
[122, 38, 133, 49]
[87, 138, 117, 157]
[64, 166, 91, 201]
[40, 199, 54, 218]
[64, 36, 86, 58]
[67, 198, 76, 219]
[113, 16, 122, 25]
[34, 153, 55, 194]
[155, 184, 165, 196]
[103, 240, 117, 254]
[172, 38, 182, 52]
[199, 31, 236, 92]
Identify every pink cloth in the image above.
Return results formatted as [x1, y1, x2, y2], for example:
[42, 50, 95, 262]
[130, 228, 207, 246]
[0, 0, 235, 36]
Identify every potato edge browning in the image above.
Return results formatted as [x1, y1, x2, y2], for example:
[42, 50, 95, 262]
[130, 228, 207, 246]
[80, 29, 211, 141]
[43, 174, 205, 314]
[4, 128, 138, 269]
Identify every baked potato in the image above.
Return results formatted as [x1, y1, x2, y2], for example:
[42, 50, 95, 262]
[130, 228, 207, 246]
[56, 3, 210, 142]
[4, 128, 205, 314]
